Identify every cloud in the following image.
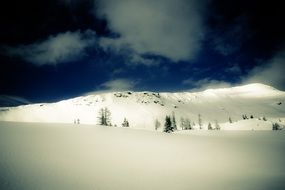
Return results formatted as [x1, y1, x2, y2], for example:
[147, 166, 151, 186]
[183, 78, 232, 92]
[100, 78, 138, 91]
[241, 50, 285, 90]
[96, 0, 206, 63]
[5, 30, 96, 66]
[225, 64, 242, 74]
[0, 95, 31, 107]
[99, 37, 159, 66]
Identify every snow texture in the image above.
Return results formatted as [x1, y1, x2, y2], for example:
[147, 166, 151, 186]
[0, 121, 285, 190]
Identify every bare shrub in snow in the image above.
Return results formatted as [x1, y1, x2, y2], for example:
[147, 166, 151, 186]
[198, 114, 202, 129]
[180, 117, 192, 130]
[215, 120, 221, 130]
[155, 119, 161, 130]
[229, 117, 233, 123]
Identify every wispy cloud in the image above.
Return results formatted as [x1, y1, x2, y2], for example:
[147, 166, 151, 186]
[4, 30, 96, 66]
[0, 95, 31, 107]
[96, 0, 206, 63]
[100, 78, 138, 91]
[241, 50, 285, 90]
[183, 78, 232, 92]
[225, 64, 242, 74]
[99, 37, 159, 66]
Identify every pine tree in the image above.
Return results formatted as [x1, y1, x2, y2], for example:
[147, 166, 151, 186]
[164, 116, 173, 133]
[208, 122, 213, 130]
[272, 123, 282, 130]
[122, 118, 129, 127]
[98, 107, 112, 126]
[185, 118, 192, 130]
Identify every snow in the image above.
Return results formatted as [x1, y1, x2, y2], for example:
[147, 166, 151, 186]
[0, 121, 285, 190]
[0, 83, 285, 130]
[221, 119, 285, 130]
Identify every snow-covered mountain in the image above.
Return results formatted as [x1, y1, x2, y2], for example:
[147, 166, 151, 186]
[0, 83, 285, 130]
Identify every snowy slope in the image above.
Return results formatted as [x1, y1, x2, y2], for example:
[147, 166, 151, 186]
[0, 83, 285, 130]
[1, 121, 285, 190]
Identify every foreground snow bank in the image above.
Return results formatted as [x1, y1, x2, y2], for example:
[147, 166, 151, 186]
[0, 121, 285, 190]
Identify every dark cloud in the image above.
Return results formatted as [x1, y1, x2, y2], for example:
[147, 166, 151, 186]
[207, 0, 285, 58]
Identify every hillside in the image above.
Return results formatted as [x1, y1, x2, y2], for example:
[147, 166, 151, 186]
[0, 83, 285, 130]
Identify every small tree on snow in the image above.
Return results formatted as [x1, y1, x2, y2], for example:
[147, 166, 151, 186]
[198, 114, 202, 129]
[164, 116, 173, 133]
[155, 119, 161, 130]
[180, 117, 185, 130]
[98, 107, 112, 126]
[229, 117, 232, 123]
[215, 120, 221, 130]
[171, 112, 177, 131]
[122, 118, 129, 127]
[208, 123, 213, 130]
[185, 118, 192, 130]
[242, 114, 248, 120]
[180, 117, 192, 130]
[272, 123, 282, 130]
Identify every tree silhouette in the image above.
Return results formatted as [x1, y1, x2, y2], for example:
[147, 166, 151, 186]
[122, 118, 129, 127]
[229, 117, 232, 123]
[198, 114, 202, 129]
[98, 107, 112, 126]
[164, 116, 173, 133]
[208, 122, 213, 130]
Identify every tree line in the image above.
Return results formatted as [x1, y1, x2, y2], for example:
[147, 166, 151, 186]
[96, 107, 283, 131]
[97, 107, 129, 128]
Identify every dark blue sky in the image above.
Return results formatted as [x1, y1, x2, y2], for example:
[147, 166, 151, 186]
[0, 0, 285, 103]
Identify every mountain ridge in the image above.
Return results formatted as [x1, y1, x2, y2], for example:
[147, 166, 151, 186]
[0, 83, 284, 130]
